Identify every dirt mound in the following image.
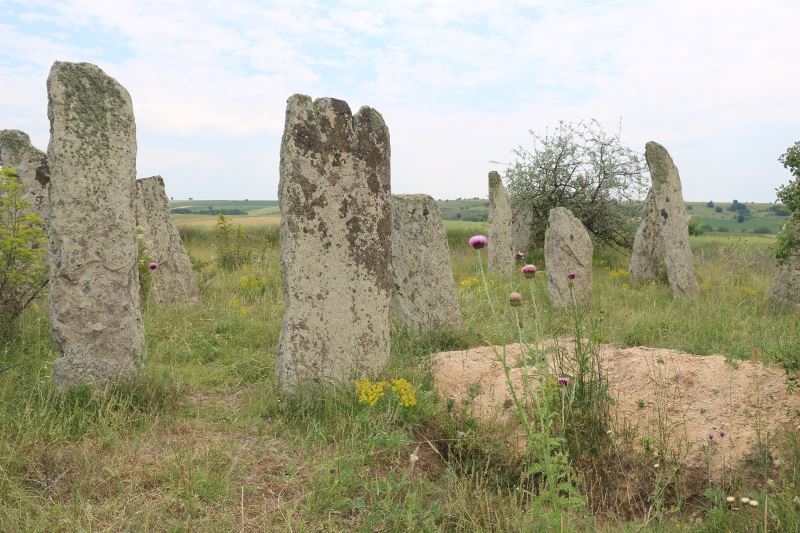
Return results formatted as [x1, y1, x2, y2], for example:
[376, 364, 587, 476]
[433, 342, 800, 477]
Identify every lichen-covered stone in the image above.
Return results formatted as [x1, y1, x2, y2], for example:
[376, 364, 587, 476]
[544, 207, 592, 307]
[488, 171, 513, 274]
[134, 176, 199, 304]
[511, 203, 533, 254]
[630, 190, 662, 284]
[46, 61, 144, 389]
[630, 142, 699, 298]
[391, 194, 462, 332]
[276, 94, 392, 394]
[769, 255, 800, 312]
[0, 129, 50, 221]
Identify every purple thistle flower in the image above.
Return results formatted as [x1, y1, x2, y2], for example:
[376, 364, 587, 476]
[568, 271, 577, 280]
[508, 292, 522, 307]
[468, 235, 488, 250]
[558, 376, 571, 387]
[515, 250, 525, 262]
[521, 264, 538, 278]
[708, 433, 714, 441]
[719, 430, 726, 438]
[148, 261, 158, 271]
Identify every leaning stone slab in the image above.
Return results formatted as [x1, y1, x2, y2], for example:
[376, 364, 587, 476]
[769, 254, 800, 312]
[511, 202, 533, 254]
[634, 141, 699, 299]
[630, 190, 662, 284]
[488, 171, 514, 274]
[46, 61, 144, 389]
[544, 207, 592, 307]
[134, 176, 199, 304]
[391, 194, 462, 332]
[276, 94, 392, 394]
[0, 129, 50, 221]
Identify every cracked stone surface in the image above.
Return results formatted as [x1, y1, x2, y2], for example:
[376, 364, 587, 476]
[630, 142, 699, 299]
[134, 175, 199, 304]
[488, 171, 513, 274]
[46, 61, 144, 389]
[391, 194, 462, 332]
[544, 207, 592, 307]
[0, 129, 50, 221]
[276, 94, 392, 394]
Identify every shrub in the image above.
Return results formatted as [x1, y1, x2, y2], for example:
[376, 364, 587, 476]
[688, 218, 705, 236]
[0, 167, 47, 337]
[776, 141, 800, 264]
[213, 214, 252, 269]
[715, 206, 723, 213]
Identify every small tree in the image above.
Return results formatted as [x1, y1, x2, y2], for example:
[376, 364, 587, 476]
[0, 167, 47, 336]
[504, 120, 649, 250]
[776, 141, 800, 264]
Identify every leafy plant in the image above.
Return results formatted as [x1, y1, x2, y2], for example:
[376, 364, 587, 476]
[504, 119, 649, 251]
[775, 141, 800, 264]
[213, 214, 251, 269]
[0, 167, 47, 337]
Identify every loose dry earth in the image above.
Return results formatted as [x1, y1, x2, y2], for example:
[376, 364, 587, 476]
[433, 341, 800, 479]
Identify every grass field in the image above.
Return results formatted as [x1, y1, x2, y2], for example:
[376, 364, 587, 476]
[1, 219, 799, 531]
[172, 199, 789, 234]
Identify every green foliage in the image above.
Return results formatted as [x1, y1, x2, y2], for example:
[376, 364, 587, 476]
[688, 218, 705, 236]
[212, 214, 251, 269]
[505, 119, 648, 251]
[775, 141, 800, 264]
[0, 167, 47, 337]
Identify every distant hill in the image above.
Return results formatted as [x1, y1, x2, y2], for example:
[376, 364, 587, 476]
[170, 199, 788, 235]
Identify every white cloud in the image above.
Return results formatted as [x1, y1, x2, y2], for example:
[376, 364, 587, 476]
[1, 0, 798, 200]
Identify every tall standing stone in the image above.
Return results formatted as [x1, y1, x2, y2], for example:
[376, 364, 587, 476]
[277, 95, 392, 394]
[488, 171, 513, 274]
[46, 61, 144, 389]
[769, 255, 800, 312]
[391, 194, 462, 332]
[630, 190, 662, 284]
[0, 129, 50, 221]
[544, 207, 593, 307]
[629, 142, 699, 298]
[134, 176, 199, 304]
[511, 203, 533, 254]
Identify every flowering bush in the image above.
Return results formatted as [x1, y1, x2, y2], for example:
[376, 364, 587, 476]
[239, 269, 269, 299]
[0, 167, 47, 336]
[354, 378, 417, 408]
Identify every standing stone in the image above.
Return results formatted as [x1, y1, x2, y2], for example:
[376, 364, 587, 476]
[630, 190, 662, 284]
[0, 129, 50, 221]
[488, 171, 513, 274]
[769, 255, 800, 312]
[511, 202, 533, 254]
[277, 94, 392, 394]
[391, 194, 462, 332]
[630, 142, 699, 298]
[544, 207, 592, 307]
[134, 176, 199, 304]
[46, 61, 144, 389]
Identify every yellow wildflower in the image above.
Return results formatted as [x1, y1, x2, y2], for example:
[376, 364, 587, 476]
[391, 378, 417, 407]
[459, 276, 479, 289]
[355, 379, 388, 406]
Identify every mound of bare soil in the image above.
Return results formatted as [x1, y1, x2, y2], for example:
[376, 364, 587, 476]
[432, 342, 800, 478]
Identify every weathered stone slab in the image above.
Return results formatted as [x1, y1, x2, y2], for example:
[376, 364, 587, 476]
[488, 171, 513, 274]
[46, 61, 144, 389]
[276, 94, 392, 394]
[630, 190, 662, 284]
[769, 254, 800, 312]
[0, 129, 50, 221]
[630, 142, 699, 298]
[511, 202, 533, 254]
[544, 207, 592, 307]
[391, 194, 462, 332]
[134, 176, 199, 304]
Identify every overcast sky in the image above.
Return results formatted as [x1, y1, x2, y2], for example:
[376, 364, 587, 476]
[2, 0, 798, 202]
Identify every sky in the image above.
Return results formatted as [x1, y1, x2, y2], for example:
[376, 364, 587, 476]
[1, 0, 798, 202]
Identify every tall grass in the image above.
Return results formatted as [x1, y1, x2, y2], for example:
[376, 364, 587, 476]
[0, 221, 797, 530]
